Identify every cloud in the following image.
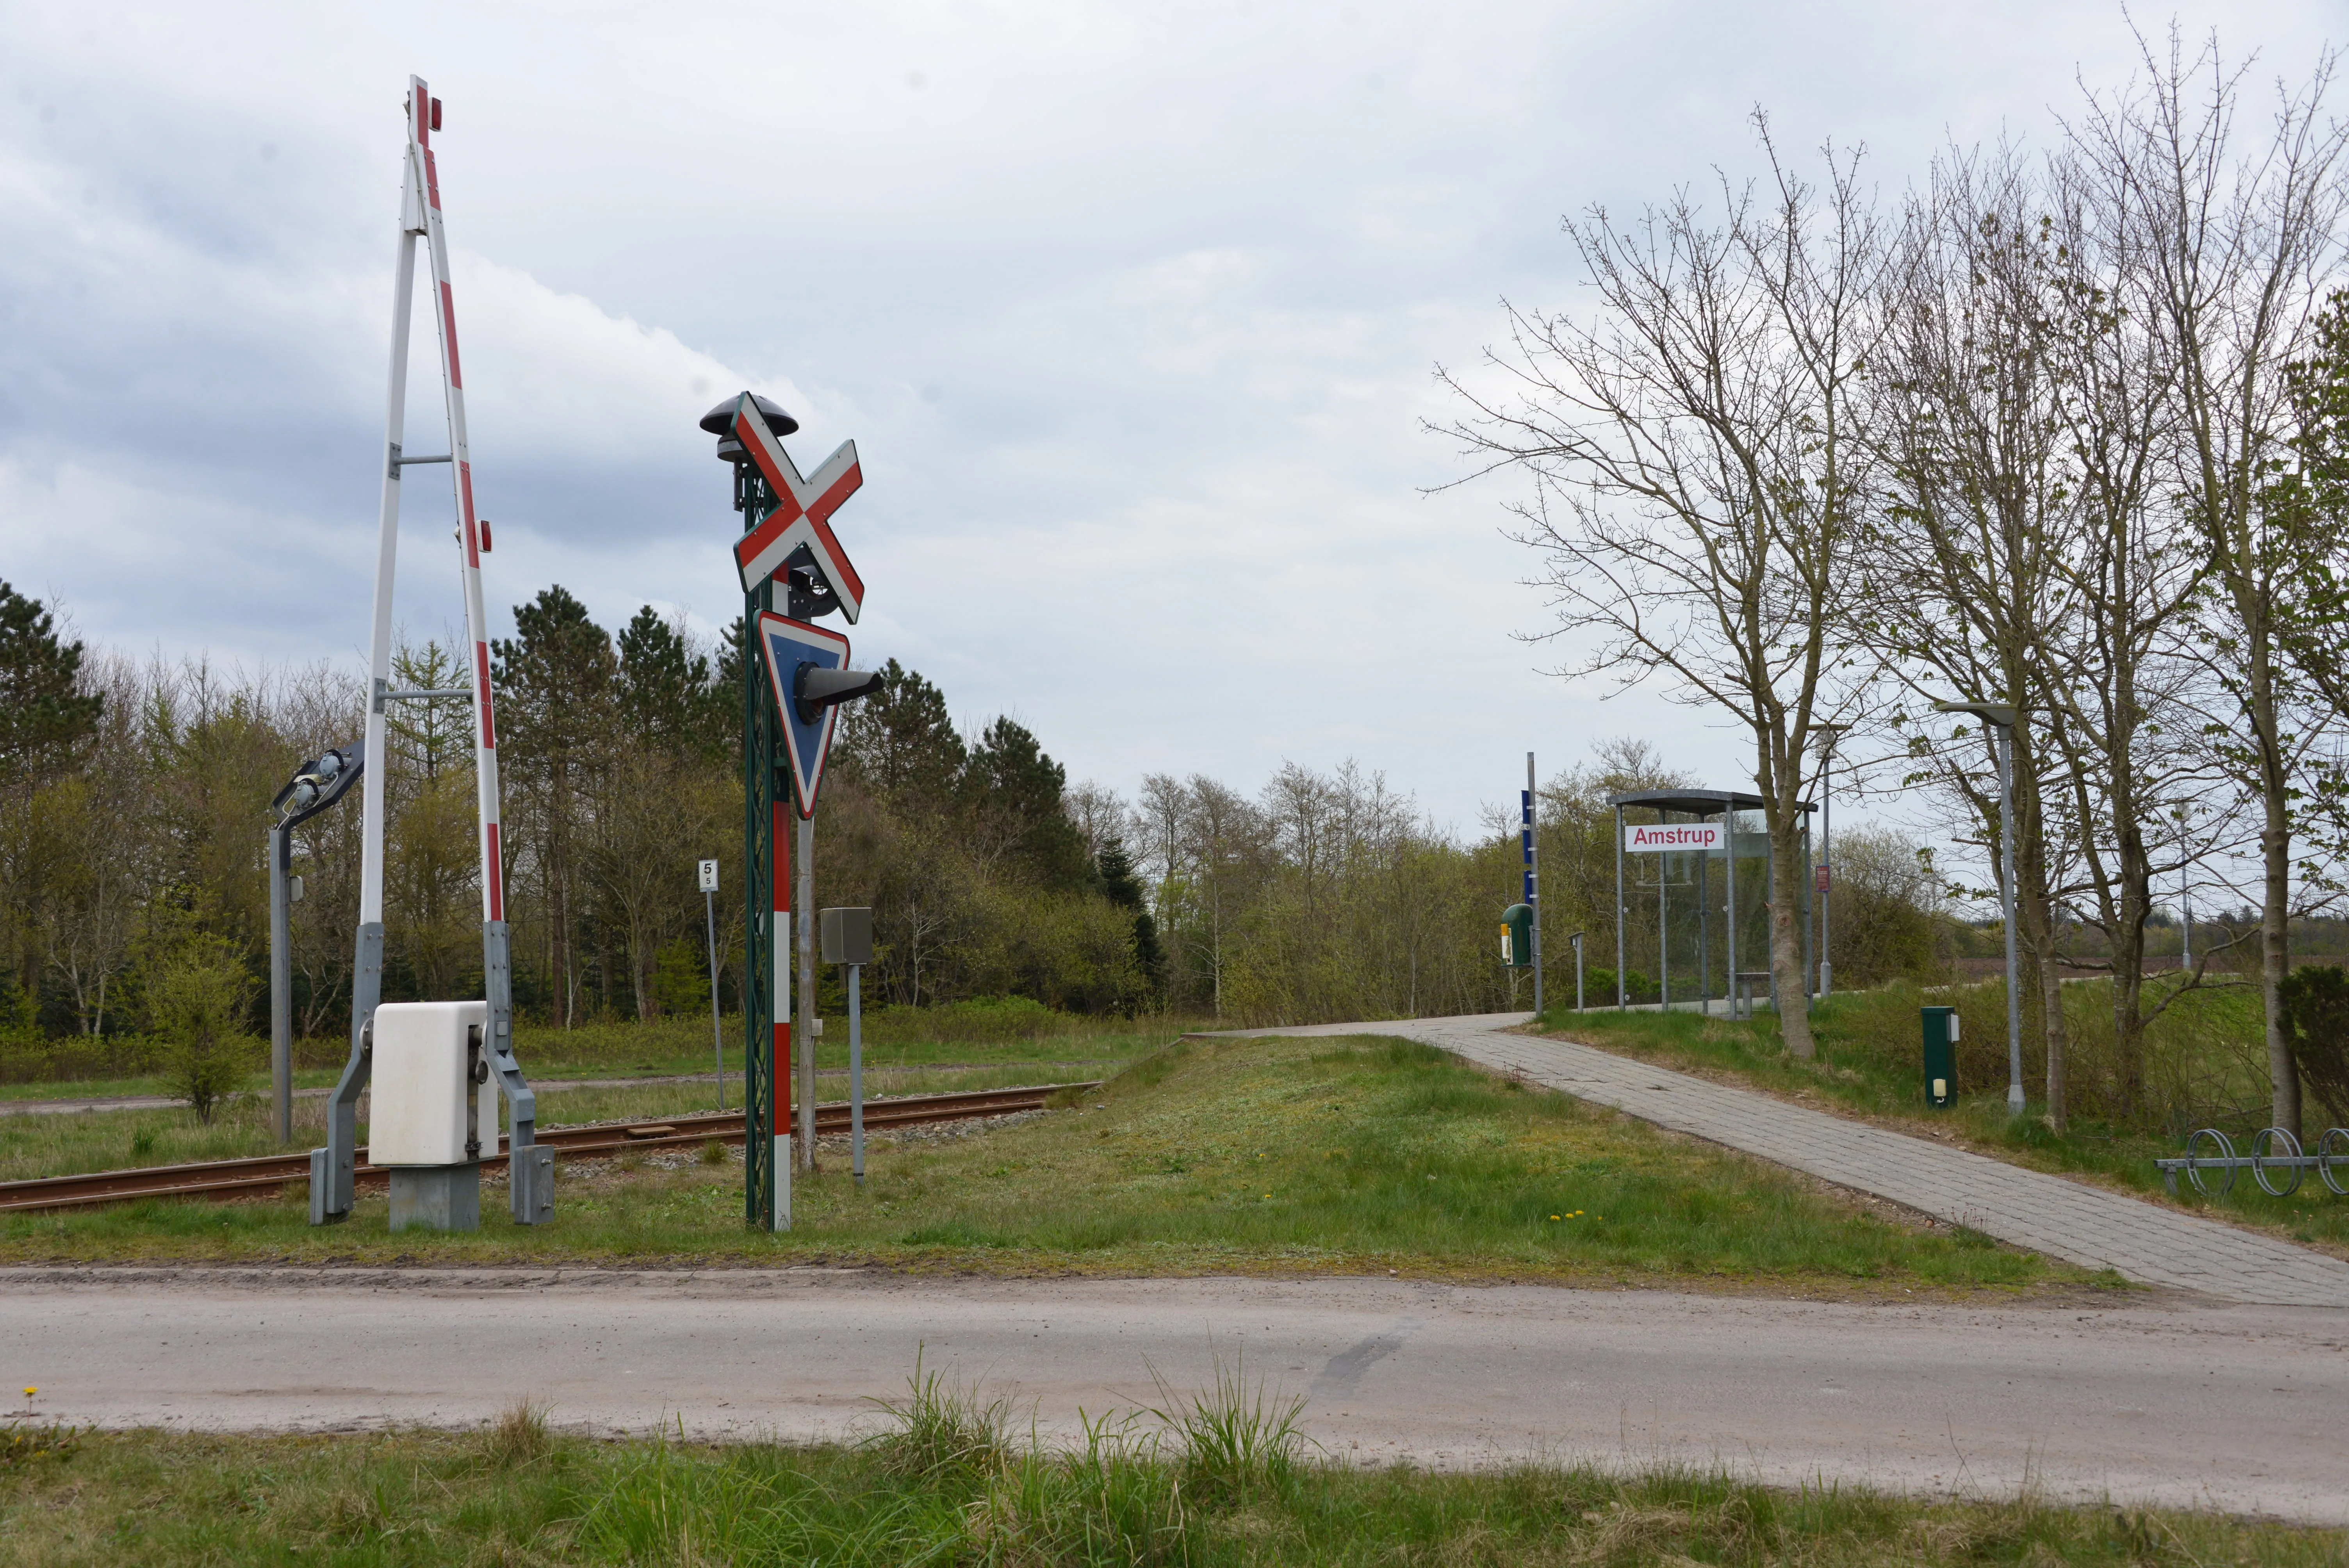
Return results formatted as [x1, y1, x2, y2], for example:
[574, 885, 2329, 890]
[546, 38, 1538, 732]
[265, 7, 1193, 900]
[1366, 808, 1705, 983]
[0, 0, 2337, 835]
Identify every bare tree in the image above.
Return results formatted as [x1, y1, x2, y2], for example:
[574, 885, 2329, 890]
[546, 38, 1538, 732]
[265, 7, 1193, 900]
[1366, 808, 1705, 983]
[1062, 780, 1127, 864]
[1866, 145, 2086, 1121]
[2072, 31, 2349, 1135]
[1439, 118, 1886, 1055]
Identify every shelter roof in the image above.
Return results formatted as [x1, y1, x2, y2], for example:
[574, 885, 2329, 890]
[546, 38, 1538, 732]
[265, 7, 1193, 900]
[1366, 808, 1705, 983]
[1605, 788, 1814, 814]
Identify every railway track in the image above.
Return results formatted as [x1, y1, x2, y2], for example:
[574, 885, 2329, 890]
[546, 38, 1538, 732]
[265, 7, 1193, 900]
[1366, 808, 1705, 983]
[0, 1083, 1096, 1217]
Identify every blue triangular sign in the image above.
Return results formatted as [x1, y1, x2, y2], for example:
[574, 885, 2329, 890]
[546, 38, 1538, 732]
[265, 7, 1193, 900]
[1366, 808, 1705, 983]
[757, 611, 850, 817]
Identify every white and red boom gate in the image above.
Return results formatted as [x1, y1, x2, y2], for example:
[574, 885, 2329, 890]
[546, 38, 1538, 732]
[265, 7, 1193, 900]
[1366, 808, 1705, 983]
[312, 77, 549, 1227]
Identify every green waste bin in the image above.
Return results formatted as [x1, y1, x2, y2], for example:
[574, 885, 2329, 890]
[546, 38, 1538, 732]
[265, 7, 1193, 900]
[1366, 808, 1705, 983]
[1500, 904, 1533, 968]
[1921, 1005, 1958, 1107]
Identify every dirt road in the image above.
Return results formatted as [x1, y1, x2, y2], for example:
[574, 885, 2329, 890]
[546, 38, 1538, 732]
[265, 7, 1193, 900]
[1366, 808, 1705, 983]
[5, 1267, 2340, 1521]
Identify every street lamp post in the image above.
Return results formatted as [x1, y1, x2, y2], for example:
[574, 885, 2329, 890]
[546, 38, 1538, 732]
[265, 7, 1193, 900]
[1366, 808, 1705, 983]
[1814, 725, 1847, 998]
[267, 745, 364, 1144]
[1935, 699, 2025, 1117]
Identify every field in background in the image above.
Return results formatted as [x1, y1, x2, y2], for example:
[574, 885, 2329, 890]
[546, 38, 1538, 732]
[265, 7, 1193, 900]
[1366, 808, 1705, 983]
[1540, 985, 2349, 1255]
[0, 1001, 1189, 1107]
[0, 1005, 1179, 1185]
[0, 1033, 2082, 1294]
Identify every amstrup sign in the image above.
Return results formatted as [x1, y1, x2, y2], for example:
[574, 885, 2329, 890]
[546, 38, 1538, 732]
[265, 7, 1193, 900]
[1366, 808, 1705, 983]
[1622, 822, 1725, 853]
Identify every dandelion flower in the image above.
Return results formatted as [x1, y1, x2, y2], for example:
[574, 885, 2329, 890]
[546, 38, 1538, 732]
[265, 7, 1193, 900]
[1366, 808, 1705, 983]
[1549, 1214, 1561, 1221]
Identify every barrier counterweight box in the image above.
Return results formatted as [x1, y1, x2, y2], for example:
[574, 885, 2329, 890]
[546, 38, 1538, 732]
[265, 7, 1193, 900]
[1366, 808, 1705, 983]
[1921, 1005, 1958, 1108]
[371, 1000, 488, 1231]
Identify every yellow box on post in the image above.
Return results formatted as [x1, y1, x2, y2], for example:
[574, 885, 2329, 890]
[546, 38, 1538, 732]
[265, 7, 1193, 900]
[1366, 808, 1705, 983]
[1921, 1005, 1959, 1107]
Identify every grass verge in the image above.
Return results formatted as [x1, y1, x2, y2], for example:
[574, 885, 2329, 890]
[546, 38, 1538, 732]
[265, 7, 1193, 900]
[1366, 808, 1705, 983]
[0, 1034, 2082, 1295]
[0, 1381, 2337, 1565]
[1535, 993, 2349, 1256]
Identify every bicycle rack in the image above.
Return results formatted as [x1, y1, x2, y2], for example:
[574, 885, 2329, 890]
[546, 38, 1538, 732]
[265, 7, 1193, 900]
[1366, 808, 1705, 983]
[2156, 1126, 2349, 1199]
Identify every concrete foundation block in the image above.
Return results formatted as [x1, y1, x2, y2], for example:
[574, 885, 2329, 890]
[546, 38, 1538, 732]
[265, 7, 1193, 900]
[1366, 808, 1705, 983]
[388, 1163, 481, 1232]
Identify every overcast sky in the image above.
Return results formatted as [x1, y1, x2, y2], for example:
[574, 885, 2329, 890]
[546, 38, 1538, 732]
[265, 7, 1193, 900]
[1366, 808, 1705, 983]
[1, 0, 2337, 845]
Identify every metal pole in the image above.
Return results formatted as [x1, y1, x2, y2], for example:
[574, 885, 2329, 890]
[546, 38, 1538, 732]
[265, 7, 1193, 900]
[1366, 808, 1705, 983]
[706, 887, 723, 1109]
[2182, 859, 2193, 972]
[1819, 740, 1834, 996]
[1524, 752, 1542, 1017]
[1725, 798, 1740, 1019]
[1657, 811, 1668, 1009]
[1615, 805, 1626, 1011]
[1765, 823, 1776, 1016]
[797, 812, 817, 1171]
[1573, 933, 1584, 1011]
[1800, 816, 1813, 1014]
[1698, 822, 1710, 1016]
[1996, 722, 2024, 1115]
[318, 151, 420, 1224]
[269, 823, 292, 1144]
[849, 961, 864, 1186]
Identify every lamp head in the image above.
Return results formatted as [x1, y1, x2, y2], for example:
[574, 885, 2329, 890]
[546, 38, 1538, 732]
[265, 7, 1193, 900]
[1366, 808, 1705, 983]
[1932, 699, 2018, 729]
[272, 744, 363, 824]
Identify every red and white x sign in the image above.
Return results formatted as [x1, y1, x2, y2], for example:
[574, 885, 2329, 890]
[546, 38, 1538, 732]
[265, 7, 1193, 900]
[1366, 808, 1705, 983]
[729, 395, 865, 622]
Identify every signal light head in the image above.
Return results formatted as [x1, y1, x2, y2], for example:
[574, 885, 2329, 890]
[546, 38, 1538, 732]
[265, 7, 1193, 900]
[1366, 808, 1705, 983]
[793, 664, 884, 724]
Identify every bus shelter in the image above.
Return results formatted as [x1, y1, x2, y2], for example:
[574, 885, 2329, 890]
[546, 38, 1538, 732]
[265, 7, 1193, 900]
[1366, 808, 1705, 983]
[1608, 789, 1814, 1016]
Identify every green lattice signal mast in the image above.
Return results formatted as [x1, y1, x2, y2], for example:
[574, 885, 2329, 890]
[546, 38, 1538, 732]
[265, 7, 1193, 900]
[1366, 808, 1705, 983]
[704, 392, 877, 1231]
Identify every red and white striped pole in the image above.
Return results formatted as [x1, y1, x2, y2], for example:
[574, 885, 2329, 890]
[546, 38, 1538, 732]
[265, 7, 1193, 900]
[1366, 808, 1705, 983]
[321, 79, 544, 1227]
[406, 77, 505, 935]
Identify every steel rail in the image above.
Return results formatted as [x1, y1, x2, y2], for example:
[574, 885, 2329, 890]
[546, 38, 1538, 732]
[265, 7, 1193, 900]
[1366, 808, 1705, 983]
[0, 1082, 1096, 1216]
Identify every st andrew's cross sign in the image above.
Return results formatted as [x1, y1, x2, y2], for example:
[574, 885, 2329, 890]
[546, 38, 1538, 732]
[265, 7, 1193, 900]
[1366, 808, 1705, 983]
[727, 394, 866, 620]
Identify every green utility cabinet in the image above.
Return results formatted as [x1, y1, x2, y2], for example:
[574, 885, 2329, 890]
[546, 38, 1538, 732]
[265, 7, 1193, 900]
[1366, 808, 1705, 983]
[1501, 904, 1534, 968]
[1921, 1005, 1959, 1107]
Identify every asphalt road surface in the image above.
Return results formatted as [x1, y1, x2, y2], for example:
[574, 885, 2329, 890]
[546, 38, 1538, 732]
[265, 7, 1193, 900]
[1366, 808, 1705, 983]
[5, 1267, 2341, 1522]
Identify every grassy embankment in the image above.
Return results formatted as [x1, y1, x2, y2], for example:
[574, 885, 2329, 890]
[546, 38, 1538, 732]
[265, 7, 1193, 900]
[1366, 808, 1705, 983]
[0, 1033, 2083, 1294]
[1538, 981, 2349, 1254]
[1, 1378, 2337, 1566]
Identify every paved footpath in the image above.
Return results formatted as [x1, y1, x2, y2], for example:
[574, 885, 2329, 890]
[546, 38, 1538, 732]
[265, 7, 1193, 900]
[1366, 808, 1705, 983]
[3, 1267, 2342, 1521]
[1221, 1014, 2349, 1308]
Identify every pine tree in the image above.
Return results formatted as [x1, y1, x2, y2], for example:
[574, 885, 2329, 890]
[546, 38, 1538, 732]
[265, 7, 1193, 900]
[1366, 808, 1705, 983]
[617, 606, 712, 757]
[1096, 837, 1164, 987]
[493, 586, 617, 1024]
[0, 581, 101, 788]
[965, 717, 1089, 889]
[834, 659, 967, 808]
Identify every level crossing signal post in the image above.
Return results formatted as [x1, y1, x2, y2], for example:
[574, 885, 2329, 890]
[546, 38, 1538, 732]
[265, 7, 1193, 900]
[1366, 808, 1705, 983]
[708, 393, 884, 1231]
